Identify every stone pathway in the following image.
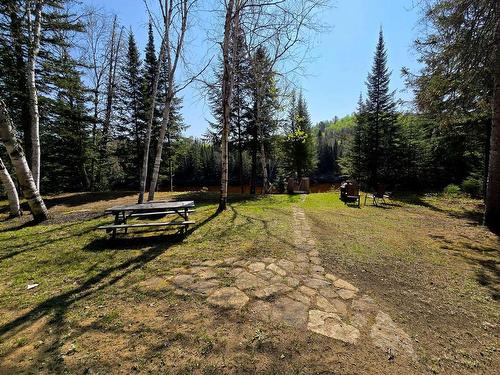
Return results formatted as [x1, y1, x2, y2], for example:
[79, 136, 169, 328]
[163, 206, 416, 360]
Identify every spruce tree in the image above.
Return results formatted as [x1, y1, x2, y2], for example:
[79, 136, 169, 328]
[42, 46, 90, 192]
[116, 31, 144, 187]
[247, 46, 278, 193]
[363, 29, 399, 186]
[282, 92, 316, 179]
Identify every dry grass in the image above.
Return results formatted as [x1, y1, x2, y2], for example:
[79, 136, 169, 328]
[0, 191, 498, 374]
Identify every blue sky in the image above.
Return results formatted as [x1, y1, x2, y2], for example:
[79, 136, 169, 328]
[85, 0, 421, 137]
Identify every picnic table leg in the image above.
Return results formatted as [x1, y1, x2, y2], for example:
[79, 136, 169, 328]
[112, 212, 120, 239]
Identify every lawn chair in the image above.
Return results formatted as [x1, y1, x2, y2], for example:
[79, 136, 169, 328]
[340, 180, 361, 208]
[364, 184, 390, 206]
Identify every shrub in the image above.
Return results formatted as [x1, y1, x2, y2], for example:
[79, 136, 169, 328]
[443, 184, 461, 197]
[461, 177, 482, 198]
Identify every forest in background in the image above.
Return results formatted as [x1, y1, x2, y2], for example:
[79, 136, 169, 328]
[0, 0, 497, 230]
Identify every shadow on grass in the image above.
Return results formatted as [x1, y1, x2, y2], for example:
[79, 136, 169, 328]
[392, 193, 486, 226]
[0, 208, 221, 369]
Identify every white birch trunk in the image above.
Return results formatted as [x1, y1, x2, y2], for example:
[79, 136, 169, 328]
[138, 37, 168, 203]
[26, 0, 43, 189]
[0, 100, 48, 222]
[147, 0, 189, 201]
[0, 157, 21, 217]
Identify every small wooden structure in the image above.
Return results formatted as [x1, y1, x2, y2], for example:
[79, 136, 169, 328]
[340, 181, 360, 207]
[287, 177, 310, 194]
[98, 200, 195, 238]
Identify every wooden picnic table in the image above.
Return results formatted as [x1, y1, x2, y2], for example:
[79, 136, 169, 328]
[98, 200, 195, 238]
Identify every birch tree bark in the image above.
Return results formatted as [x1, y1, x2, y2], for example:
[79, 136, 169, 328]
[147, 0, 190, 201]
[485, 0, 500, 233]
[138, 35, 167, 203]
[26, 0, 44, 189]
[0, 100, 48, 222]
[97, 16, 122, 188]
[0, 157, 21, 217]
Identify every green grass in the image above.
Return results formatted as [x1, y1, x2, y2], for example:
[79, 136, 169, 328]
[0, 191, 498, 374]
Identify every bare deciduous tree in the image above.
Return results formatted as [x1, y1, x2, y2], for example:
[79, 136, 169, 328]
[97, 15, 124, 188]
[82, 7, 114, 191]
[0, 100, 48, 222]
[143, 0, 203, 202]
[216, 0, 328, 210]
[0, 157, 21, 217]
[26, 0, 44, 189]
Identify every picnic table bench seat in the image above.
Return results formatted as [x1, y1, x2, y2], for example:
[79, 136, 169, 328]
[98, 220, 195, 230]
[99, 200, 196, 238]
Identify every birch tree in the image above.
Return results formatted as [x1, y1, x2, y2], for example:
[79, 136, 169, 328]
[216, 0, 328, 210]
[0, 100, 48, 222]
[97, 16, 123, 188]
[26, 0, 43, 189]
[0, 157, 21, 217]
[82, 8, 113, 191]
[138, 24, 168, 203]
[147, 0, 197, 201]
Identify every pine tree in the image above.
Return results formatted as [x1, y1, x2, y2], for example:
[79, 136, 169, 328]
[42, 46, 91, 192]
[362, 29, 399, 187]
[115, 31, 144, 187]
[247, 46, 278, 193]
[282, 92, 316, 179]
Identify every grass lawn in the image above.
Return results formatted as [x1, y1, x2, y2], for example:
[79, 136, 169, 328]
[0, 191, 498, 374]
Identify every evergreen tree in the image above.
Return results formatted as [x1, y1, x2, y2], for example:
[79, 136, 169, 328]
[247, 46, 278, 193]
[116, 31, 144, 187]
[42, 45, 91, 192]
[351, 29, 400, 187]
[282, 92, 316, 179]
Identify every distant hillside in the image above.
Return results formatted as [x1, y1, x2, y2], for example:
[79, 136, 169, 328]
[315, 115, 357, 133]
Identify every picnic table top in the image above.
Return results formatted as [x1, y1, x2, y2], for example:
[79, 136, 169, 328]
[105, 200, 195, 213]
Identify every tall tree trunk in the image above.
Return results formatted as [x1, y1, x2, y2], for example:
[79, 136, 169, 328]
[90, 89, 99, 191]
[9, 4, 32, 167]
[218, 0, 237, 212]
[0, 100, 48, 222]
[138, 31, 168, 203]
[98, 16, 121, 188]
[237, 121, 244, 194]
[250, 129, 257, 194]
[148, 0, 190, 201]
[26, 0, 44, 189]
[148, 96, 172, 201]
[485, 2, 500, 234]
[0, 157, 21, 217]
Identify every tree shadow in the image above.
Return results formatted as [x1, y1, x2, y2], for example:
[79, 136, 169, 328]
[42, 191, 135, 209]
[392, 194, 486, 226]
[0, 236, 179, 354]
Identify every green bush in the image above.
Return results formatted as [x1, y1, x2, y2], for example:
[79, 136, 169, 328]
[443, 184, 461, 197]
[461, 177, 482, 198]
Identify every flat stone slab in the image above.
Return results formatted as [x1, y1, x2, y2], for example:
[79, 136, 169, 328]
[307, 310, 360, 344]
[207, 287, 249, 309]
[337, 289, 357, 300]
[304, 277, 331, 290]
[316, 295, 348, 317]
[370, 311, 416, 359]
[267, 263, 287, 276]
[171, 274, 195, 289]
[248, 262, 266, 272]
[235, 271, 266, 290]
[299, 285, 317, 297]
[334, 278, 359, 292]
[253, 284, 291, 300]
[190, 279, 220, 295]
